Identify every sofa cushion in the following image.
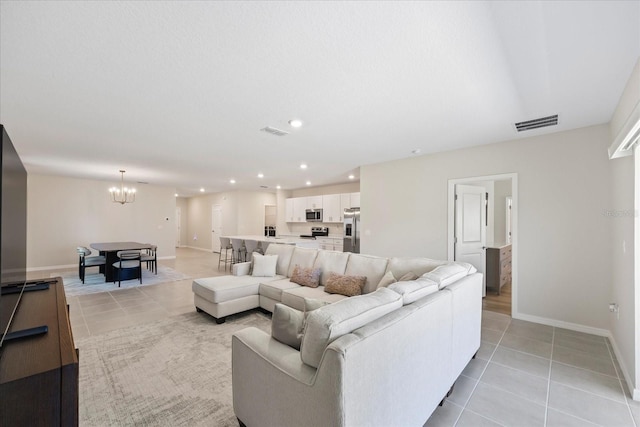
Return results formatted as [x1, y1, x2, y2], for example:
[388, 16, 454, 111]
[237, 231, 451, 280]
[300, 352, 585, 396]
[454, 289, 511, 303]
[300, 287, 403, 368]
[376, 270, 397, 289]
[290, 265, 321, 288]
[313, 250, 350, 285]
[388, 278, 439, 305]
[386, 257, 447, 279]
[281, 286, 348, 311]
[421, 263, 469, 289]
[259, 278, 300, 302]
[271, 303, 304, 350]
[286, 247, 319, 277]
[324, 273, 366, 297]
[264, 243, 296, 276]
[251, 253, 279, 277]
[192, 275, 282, 304]
[344, 253, 389, 294]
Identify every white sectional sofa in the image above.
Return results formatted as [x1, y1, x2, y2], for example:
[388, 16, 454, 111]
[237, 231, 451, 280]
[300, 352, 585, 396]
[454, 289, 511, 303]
[192, 243, 453, 323]
[192, 243, 482, 426]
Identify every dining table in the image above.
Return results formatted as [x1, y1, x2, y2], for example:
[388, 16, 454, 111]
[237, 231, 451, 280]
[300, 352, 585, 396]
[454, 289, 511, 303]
[90, 241, 154, 283]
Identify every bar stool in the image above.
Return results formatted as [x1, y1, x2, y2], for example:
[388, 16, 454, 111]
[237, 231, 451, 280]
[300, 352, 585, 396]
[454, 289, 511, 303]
[243, 239, 262, 261]
[218, 237, 233, 270]
[230, 238, 246, 264]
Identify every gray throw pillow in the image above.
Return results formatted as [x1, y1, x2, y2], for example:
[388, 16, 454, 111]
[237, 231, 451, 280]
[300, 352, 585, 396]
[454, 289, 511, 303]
[271, 304, 304, 350]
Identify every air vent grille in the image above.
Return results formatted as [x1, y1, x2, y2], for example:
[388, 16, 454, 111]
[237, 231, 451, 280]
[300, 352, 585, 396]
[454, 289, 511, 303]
[260, 126, 289, 136]
[515, 114, 558, 132]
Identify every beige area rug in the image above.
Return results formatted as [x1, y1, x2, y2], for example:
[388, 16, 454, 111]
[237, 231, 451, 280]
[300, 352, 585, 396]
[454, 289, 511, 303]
[77, 310, 271, 426]
[58, 266, 191, 297]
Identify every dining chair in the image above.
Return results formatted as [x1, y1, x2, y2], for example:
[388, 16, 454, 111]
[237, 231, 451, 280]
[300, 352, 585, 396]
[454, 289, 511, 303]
[141, 245, 157, 274]
[218, 237, 233, 271]
[113, 250, 142, 287]
[76, 246, 106, 283]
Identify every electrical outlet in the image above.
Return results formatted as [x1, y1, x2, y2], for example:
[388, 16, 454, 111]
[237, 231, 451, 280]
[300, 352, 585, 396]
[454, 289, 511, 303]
[609, 303, 618, 312]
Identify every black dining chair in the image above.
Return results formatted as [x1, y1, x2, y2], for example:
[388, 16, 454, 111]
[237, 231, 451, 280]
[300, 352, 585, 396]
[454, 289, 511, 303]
[113, 250, 142, 287]
[76, 246, 106, 283]
[141, 245, 157, 274]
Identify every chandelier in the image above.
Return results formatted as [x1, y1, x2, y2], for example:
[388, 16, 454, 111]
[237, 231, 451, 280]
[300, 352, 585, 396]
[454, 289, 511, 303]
[109, 170, 136, 204]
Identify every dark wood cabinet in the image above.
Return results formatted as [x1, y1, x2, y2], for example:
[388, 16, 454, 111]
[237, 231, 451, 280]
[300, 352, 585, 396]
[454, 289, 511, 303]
[0, 278, 78, 426]
[486, 245, 512, 295]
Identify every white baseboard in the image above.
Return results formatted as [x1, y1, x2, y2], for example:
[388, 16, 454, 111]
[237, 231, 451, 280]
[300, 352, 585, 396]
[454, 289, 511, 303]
[512, 312, 610, 336]
[606, 332, 638, 401]
[27, 263, 75, 272]
[157, 256, 176, 260]
[513, 311, 639, 400]
[185, 246, 214, 253]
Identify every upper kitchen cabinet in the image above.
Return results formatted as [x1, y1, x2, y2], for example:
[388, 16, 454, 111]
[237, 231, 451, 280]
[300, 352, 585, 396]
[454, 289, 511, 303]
[350, 192, 360, 208]
[307, 196, 323, 209]
[323, 194, 342, 223]
[285, 198, 295, 222]
[293, 197, 307, 222]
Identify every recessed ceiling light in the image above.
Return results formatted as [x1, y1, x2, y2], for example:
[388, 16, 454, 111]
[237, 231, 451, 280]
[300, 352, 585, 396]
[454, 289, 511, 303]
[257, 173, 264, 178]
[411, 149, 421, 155]
[276, 185, 281, 189]
[306, 181, 311, 186]
[200, 188, 205, 192]
[348, 174, 355, 180]
[300, 163, 307, 169]
[174, 193, 178, 197]
[229, 179, 236, 184]
[289, 119, 303, 128]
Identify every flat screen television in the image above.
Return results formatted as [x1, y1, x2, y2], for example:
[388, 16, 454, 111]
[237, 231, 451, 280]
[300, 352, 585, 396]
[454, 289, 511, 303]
[0, 125, 30, 350]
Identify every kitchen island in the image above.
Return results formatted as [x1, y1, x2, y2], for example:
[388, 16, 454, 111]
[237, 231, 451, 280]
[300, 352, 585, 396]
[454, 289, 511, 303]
[222, 235, 320, 249]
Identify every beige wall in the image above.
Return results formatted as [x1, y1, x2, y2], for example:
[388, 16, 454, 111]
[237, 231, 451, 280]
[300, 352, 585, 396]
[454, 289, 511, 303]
[609, 57, 639, 394]
[176, 197, 189, 247]
[186, 191, 276, 251]
[27, 174, 177, 269]
[362, 125, 613, 332]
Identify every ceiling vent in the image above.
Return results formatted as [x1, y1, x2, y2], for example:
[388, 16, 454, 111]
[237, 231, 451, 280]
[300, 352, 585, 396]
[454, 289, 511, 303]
[514, 114, 558, 132]
[260, 126, 289, 136]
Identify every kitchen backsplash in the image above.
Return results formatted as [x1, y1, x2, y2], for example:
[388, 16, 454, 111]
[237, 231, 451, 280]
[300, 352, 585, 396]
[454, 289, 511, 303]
[286, 223, 343, 237]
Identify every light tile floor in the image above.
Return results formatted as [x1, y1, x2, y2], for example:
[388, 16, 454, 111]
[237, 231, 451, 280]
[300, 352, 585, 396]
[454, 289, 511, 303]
[33, 248, 639, 426]
[425, 310, 639, 427]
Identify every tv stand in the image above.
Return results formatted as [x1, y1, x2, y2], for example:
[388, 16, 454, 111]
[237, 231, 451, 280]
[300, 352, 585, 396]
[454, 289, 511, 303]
[0, 277, 78, 426]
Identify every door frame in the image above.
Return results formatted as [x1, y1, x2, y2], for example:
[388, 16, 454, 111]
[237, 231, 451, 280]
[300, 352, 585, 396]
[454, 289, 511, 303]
[447, 173, 518, 316]
[212, 204, 222, 253]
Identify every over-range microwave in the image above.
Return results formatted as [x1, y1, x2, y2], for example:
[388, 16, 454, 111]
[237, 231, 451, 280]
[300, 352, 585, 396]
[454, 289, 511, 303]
[305, 209, 323, 222]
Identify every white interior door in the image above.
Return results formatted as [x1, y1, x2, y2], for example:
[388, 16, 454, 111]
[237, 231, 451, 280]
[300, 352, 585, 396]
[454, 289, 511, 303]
[176, 207, 181, 247]
[454, 184, 487, 293]
[212, 205, 222, 253]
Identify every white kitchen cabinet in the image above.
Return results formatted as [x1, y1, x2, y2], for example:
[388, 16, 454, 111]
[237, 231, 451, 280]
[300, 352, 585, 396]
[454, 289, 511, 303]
[322, 194, 342, 223]
[285, 198, 295, 222]
[307, 196, 323, 209]
[350, 192, 361, 208]
[293, 197, 307, 222]
[317, 237, 344, 251]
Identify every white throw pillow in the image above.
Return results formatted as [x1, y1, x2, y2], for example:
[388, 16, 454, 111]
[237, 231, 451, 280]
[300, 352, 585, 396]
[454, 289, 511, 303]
[251, 253, 279, 277]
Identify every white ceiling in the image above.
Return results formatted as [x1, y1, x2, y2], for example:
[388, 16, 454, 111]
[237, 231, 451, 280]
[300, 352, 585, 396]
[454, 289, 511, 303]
[1, 1, 638, 196]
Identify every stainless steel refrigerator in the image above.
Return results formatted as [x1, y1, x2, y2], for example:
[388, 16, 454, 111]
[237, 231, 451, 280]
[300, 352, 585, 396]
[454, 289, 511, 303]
[343, 208, 360, 253]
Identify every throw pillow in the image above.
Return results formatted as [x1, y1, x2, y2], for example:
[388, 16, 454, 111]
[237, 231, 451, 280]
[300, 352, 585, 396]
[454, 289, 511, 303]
[398, 271, 418, 282]
[251, 253, 279, 277]
[376, 270, 397, 289]
[290, 264, 321, 288]
[271, 303, 304, 350]
[325, 273, 367, 297]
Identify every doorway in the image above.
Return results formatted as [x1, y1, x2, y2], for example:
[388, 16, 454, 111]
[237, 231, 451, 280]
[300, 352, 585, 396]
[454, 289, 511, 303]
[448, 173, 517, 317]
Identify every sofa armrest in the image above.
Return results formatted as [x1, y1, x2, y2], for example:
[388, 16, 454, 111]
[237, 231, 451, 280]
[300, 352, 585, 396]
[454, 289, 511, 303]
[232, 327, 343, 427]
[232, 262, 252, 276]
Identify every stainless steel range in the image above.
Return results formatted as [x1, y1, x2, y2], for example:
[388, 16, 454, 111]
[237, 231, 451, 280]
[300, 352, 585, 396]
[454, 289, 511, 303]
[300, 226, 329, 239]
